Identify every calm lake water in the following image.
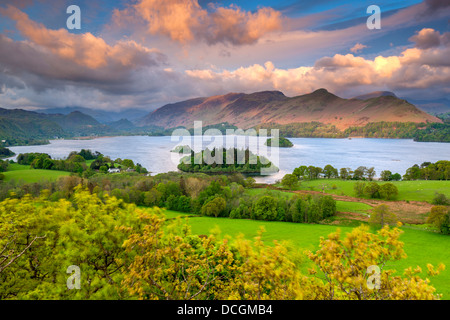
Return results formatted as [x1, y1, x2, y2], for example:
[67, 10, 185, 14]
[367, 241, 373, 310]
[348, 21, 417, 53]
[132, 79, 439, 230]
[8, 136, 450, 184]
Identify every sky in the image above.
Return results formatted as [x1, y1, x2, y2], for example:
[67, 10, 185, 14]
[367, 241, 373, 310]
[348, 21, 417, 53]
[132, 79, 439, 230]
[0, 0, 449, 112]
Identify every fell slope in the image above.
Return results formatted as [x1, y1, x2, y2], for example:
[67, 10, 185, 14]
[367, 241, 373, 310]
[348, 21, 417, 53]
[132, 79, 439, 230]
[140, 89, 441, 130]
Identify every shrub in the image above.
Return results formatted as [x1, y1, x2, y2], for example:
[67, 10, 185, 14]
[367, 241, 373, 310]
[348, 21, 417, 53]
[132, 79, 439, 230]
[379, 183, 398, 200]
[281, 174, 299, 190]
[432, 193, 450, 206]
[354, 181, 366, 197]
[364, 182, 380, 198]
[427, 206, 450, 234]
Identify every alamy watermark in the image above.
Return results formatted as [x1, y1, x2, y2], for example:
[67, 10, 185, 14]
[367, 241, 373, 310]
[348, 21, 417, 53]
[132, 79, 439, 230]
[366, 265, 381, 290]
[66, 5, 81, 30]
[66, 265, 81, 290]
[367, 5, 381, 30]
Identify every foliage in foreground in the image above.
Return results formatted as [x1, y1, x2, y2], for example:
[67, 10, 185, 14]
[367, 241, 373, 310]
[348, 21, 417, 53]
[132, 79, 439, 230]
[0, 187, 444, 300]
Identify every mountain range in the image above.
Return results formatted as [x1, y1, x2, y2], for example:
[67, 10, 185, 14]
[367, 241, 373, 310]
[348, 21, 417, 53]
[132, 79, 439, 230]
[139, 89, 441, 130]
[38, 106, 149, 123]
[0, 89, 445, 146]
[0, 108, 120, 145]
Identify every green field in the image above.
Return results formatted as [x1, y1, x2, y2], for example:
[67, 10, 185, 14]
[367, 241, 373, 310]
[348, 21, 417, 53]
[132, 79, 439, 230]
[2, 163, 70, 183]
[295, 179, 450, 203]
[336, 200, 372, 214]
[157, 209, 450, 299]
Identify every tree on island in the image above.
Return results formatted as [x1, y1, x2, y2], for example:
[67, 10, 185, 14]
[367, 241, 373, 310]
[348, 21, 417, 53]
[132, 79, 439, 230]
[265, 137, 293, 148]
[170, 145, 192, 153]
[177, 147, 278, 174]
[0, 147, 15, 159]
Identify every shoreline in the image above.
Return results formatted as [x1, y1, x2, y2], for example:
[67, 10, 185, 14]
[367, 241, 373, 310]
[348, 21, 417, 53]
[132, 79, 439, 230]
[6, 134, 447, 148]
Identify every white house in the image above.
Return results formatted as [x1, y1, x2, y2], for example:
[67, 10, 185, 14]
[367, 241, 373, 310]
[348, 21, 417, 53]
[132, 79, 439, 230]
[108, 168, 120, 173]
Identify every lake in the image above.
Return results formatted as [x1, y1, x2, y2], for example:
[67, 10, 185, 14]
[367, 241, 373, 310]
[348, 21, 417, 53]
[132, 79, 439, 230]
[8, 136, 450, 183]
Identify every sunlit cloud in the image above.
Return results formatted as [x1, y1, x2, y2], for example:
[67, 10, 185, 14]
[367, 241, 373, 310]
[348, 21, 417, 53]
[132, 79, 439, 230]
[350, 43, 368, 54]
[113, 0, 283, 45]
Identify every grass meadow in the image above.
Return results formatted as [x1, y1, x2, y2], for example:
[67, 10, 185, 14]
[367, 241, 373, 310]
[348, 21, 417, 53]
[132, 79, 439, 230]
[2, 163, 70, 183]
[161, 209, 450, 299]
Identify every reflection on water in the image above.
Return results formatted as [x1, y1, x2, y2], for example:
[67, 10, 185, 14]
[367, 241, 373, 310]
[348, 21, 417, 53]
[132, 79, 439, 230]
[8, 136, 450, 184]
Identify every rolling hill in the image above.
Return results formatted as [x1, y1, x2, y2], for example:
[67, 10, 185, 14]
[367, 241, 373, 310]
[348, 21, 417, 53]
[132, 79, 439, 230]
[139, 89, 441, 130]
[0, 108, 119, 145]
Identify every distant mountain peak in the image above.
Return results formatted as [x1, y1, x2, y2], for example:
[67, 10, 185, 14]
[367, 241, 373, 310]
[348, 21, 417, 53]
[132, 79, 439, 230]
[354, 91, 397, 100]
[312, 88, 329, 95]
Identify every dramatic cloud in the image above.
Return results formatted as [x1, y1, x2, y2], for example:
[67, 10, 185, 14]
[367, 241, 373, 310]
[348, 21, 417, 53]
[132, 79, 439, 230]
[0, 5, 162, 69]
[0, 1, 449, 112]
[113, 0, 283, 45]
[0, 4, 173, 103]
[423, 0, 450, 15]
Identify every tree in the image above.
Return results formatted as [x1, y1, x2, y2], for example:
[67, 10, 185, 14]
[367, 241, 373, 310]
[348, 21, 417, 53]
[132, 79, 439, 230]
[427, 206, 450, 234]
[354, 181, 366, 197]
[432, 193, 450, 206]
[68, 154, 86, 163]
[323, 165, 338, 179]
[78, 149, 99, 160]
[281, 173, 299, 190]
[307, 225, 444, 300]
[353, 166, 367, 180]
[228, 227, 303, 300]
[201, 197, 226, 217]
[293, 166, 308, 179]
[121, 159, 135, 169]
[243, 177, 256, 188]
[143, 188, 163, 207]
[318, 195, 337, 218]
[364, 182, 380, 198]
[369, 204, 398, 227]
[308, 166, 323, 180]
[339, 168, 350, 180]
[0, 187, 138, 299]
[380, 170, 392, 181]
[366, 167, 376, 181]
[0, 160, 9, 172]
[122, 211, 236, 300]
[90, 156, 109, 170]
[379, 183, 398, 200]
[253, 196, 278, 221]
